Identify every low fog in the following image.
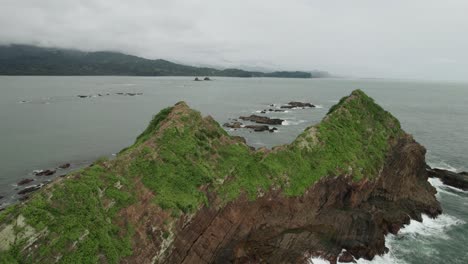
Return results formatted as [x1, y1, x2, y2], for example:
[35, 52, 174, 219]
[1, 0, 467, 80]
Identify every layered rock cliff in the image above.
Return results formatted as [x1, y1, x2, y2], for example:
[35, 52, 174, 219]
[0, 90, 441, 263]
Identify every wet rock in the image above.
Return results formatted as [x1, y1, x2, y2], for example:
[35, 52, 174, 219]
[427, 168, 468, 190]
[280, 105, 294, 109]
[281, 101, 315, 109]
[77, 95, 89, 98]
[203, 77, 211, 81]
[116, 92, 124, 95]
[389, 223, 400, 234]
[35, 169, 56, 176]
[18, 185, 41, 195]
[261, 108, 286, 113]
[194, 77, 201, 81]
[244, 125, 270, 132]
[270, 108, 285, 112]
[59, 163, 71, 169]
[223, 122, 243, 129]
[338, 251, 356, 263]
[0, 195, 4, 200]
[239, 115, 284, 125]
[17, 179, 34, 186]
[126, 93, 136, 96]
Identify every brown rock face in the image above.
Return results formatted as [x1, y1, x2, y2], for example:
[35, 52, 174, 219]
[338, 251, 356, 263]
[124, 135, 441, 264]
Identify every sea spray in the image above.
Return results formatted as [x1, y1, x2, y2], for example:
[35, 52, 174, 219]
[308, 177, 466, 264]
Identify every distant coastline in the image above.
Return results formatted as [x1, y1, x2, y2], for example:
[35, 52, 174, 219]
[0, 44, 329, 78]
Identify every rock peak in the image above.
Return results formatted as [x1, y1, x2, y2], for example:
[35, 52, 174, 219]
[0, 90, 439, 264]
[174, 101, 189, 108]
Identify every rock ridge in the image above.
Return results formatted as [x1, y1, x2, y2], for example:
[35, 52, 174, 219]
[0, 90, 441, 263]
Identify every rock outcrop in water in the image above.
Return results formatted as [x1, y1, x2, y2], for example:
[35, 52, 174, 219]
[281, 101, 316, 109]
[239, 114, 284, 125]
[427, 167, 468, 190]
[0, 90, 441, 263]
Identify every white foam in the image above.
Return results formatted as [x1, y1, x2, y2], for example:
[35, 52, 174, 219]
[353, 248, 405, 264]
[309, 247, 404, 264]
[429, 177, 468, 196]
[282, 120, 307, 126]
[308, 212, 464, 264]
[398, 214, 464, 239]
[308, 257, 330, 264]
[315, 105, 324, 109]
[428, 161, 458, 172]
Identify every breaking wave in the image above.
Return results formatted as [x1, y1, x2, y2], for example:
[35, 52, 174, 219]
[282, 119, 307, 126]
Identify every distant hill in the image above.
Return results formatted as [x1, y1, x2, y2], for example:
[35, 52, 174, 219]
[0, 44, 328, 78]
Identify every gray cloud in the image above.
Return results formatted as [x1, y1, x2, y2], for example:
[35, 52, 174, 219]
[1, 0, 468, 80]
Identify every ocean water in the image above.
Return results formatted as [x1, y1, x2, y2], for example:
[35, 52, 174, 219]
[0, 76, 467, 263]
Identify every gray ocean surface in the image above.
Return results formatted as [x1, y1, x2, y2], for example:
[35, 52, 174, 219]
[0, 76, 467, 263]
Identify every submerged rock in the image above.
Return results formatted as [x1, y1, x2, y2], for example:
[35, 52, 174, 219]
[223, 122, 243, 129]
[204, 77, 211, 81]
[58, 163, 71, 169]
[261, 108, 286, 113]
[244, 125, 270, 132]
[0, 90, 442, 264]
[239, 114, 284, 125]
[427, 167, 468, 190]
[194, 77, 201, 81]
[17, 179, 34, 186]
[281, 101, 315, 109]
[34, 169, 55, 176]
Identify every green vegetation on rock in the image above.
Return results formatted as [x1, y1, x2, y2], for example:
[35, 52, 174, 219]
[0, 90, 402, 263]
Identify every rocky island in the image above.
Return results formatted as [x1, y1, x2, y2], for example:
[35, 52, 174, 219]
[0, 90, 441, 263]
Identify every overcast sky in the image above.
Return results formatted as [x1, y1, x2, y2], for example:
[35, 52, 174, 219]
[1, 0, 468, 80]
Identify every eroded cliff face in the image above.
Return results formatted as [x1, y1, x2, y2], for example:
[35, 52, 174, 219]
[139, 135, 440, 264]
[0, 90, 441, 264]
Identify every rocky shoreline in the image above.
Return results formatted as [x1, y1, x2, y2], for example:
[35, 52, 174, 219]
[0, 162, 88, 210]
[223, 101, 315, 133]
[0, 91, 448, 263]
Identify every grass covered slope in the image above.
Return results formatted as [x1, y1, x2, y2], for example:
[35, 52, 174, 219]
[0, 90, 403, 263]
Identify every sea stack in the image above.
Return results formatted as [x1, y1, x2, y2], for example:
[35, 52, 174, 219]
[0, 90, 441, 263]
